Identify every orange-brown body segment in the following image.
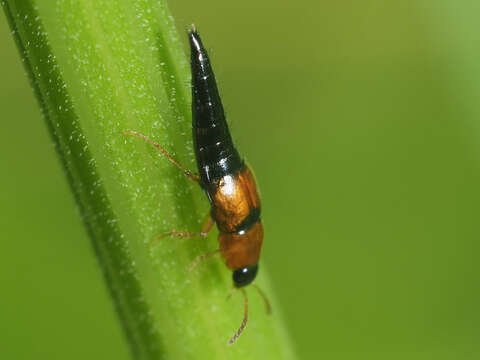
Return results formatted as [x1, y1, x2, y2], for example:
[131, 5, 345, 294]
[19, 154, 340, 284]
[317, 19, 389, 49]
[219, 222, 263, 269]
[208, 166, 263, 269]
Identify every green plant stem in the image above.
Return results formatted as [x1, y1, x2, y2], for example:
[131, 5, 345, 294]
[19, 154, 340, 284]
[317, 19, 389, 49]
[2, 1, 296, 359]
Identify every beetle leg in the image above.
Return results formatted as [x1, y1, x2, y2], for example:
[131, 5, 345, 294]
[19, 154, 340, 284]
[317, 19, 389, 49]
[150, 213, 214, 248]
[123, 131, 200, 183]
[186, 249, 220, 273]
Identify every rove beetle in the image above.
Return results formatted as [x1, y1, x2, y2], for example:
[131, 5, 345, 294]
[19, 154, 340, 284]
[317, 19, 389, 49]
[124, 26, 269, 345]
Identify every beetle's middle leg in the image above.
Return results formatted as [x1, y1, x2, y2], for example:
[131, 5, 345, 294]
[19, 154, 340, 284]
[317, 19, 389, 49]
[150, 213, 214, 248]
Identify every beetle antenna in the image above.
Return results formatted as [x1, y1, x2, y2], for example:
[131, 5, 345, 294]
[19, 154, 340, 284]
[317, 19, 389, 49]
[227, 288, 248, 345]
[252, 284, 272, 315]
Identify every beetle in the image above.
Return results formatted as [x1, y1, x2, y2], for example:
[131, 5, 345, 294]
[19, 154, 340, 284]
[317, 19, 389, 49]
[124, 25, 269, 345]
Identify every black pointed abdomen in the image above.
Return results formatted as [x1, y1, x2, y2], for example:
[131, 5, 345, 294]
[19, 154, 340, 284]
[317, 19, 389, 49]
[189, 30, 243, 188]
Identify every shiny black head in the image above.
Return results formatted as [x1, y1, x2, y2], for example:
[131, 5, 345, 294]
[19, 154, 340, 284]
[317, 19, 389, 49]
[233, 264, 259, 288]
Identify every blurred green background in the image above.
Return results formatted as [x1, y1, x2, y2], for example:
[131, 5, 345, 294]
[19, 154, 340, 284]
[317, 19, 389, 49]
[1, 1, 479, 359]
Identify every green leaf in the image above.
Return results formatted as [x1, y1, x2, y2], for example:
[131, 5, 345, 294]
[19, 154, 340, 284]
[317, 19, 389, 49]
[2, 0, 296, 359]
